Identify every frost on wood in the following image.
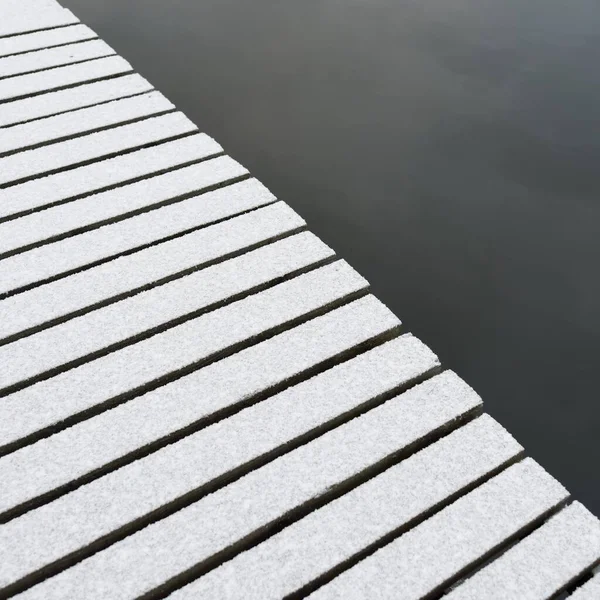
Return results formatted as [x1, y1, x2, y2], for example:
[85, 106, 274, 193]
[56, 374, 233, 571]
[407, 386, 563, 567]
[0, 233, 331, 388]
[309, 459, 568, 600]
[0, 156, 252, 257]
[0, 262, 368, 448]
[0, 133, 221, 222]
[0, 91, 173, 155]
[0, 56, 132, 103]
[0, 75, 153, 127]
[0, 24, 96, 58]
[446, 502, 600, 600]
[0, 39, 114, 79]
[0, 112, 197, 186]
[170, 414, 520, 600]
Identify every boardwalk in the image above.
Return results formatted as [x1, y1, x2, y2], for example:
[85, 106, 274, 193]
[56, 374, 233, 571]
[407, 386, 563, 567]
[1, 1, 599, 598]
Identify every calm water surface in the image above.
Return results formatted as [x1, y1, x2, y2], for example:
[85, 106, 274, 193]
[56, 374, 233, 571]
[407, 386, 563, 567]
[64, 0, 600, 513]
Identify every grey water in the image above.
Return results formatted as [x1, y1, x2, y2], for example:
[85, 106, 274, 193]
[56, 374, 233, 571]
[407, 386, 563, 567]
[63, 0, 600, 514]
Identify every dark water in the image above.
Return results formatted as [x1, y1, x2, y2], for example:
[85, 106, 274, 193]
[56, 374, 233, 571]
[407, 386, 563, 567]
[63, 0, 600, 514]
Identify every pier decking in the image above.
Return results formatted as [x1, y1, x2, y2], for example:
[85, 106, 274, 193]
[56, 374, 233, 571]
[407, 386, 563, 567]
[1, 1, 599, 598]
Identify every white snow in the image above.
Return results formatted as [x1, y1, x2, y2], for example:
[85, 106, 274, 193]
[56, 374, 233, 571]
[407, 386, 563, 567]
[0, 133, 221, 222]
[0, 333, 433, 566]
[0, 39, 114, 78]
[569, 573, 600, 599]
[446, 502, 600, 600]
[0, 202, 300, 340]
[11, 362, 481, 600]
[0, 91, 173, 155]
[0, 158, 250, 286]
[171, 414, 521, 600]
[0, 232, 329, 387]
[0, 55, 131, 102]
[0, 297, 394, 493]
[0, 25, 96, 59]
[0, 111, 196, 186]
[0, 156, 252, 256]
[309, 459, 568, 600]
[0, 74, 153, 127]
[0, 0, 78, 38]
[0, 261, 367, 449]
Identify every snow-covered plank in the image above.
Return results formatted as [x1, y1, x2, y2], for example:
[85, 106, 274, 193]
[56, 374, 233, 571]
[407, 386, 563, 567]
[0, 2, 78, 38]
[0, 74, 152, 126]
[0, 159, 254, 259]
[0, 55, 132, 102]
[446, 502, 600, 600]
[0, 330, 430, 530]
[0, 39, 114, 79]
[0, 202, 299, 341]
[10, 365, 479, 600]
[0, 91, 173, 155]
[0, 261, 366, 450]
[309, 459, 568, 600]
[0, 231, 327, 388]
[569, 573, 600, 599]
[0, 159, 251, 290]
[0, 111, 196, 186]
[0, 24, 96, 58]
[170, 415, 521, 600]
[0, 133, 221, 222]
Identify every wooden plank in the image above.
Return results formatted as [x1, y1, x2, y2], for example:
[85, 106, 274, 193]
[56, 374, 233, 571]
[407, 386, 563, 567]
[0, 91, 173, 155]
[0, 261, 367, 450]
[0, 55, 132, 102]
[0, 133, 221, 222]
[308, 459, 568, 600]
[0, 39, 114, 78]
[7, 366, 479, 600]
[0, 232, 330, 388]
[0, 156, 253, 257]
[0, 74, 153, 126]
[0, 158, 250, 286]
[171, 415, 521, 600]
[0, 330, 430, 523]
[0, 202, 298, 342]
[0, 111, 196, 186]
[446, 502, 600, 600]
[0, 2, 78, 38]
[0, 24, 96, 58]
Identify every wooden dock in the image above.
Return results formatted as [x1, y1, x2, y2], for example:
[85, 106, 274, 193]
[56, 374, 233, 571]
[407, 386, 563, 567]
[1, 1, 599, 598]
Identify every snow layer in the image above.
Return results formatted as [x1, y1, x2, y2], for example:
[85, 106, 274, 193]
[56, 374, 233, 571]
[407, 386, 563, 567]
[0, 91, 173, 155]
[0, 55, 131, 102]
[0, 158, 250, 291]
[0, 202, 299, 341]
[171, 414, 521, 600]
[309, 459, 568, 600]
[0, 231, 328, 387]
[1, 332, 430, 590]
[0, 0, 78, 37]
[0, 111, 196, 186]
[0, 329, 431, 520]
[0, 156, 252, 256]
[13, 363, 481, 600]
[0, 260, 366, 448]
[0, 132, 221, 222]
[0, 39, 113, 79]
[446, 502, 600, 600]
[569, 573, 600, 599]
[0, 24, 96, 59]
[0, 74, 153, 127]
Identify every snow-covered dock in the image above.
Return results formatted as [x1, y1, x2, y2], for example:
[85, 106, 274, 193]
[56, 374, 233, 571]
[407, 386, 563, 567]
[1, 1, 599, 598]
